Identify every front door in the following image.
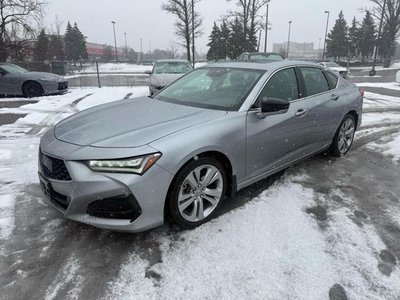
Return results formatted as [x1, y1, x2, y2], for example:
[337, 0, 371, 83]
[246, 67, 314, 180]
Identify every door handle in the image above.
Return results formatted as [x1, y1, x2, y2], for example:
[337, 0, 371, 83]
[331, 94, 340, 101]
[295, 108, 308, 117]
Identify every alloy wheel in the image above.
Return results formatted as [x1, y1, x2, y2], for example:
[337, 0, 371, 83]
[338, 118, 355, 154]
[178, 164, 223, 222]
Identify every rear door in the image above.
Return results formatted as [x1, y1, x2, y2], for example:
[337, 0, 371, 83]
[298, 67, 345, 150]
[246, 67, 314, 180]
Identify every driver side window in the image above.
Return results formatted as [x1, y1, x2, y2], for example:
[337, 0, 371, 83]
[255, 68, 299, 107]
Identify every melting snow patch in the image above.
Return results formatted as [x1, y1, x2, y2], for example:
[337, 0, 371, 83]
[367, 133, 400, 163]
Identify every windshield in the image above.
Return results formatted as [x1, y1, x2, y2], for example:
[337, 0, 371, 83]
[153, 61, 193, 74]
[0, 64, 28, 74]
[249, 54, 283, 62]
[325, 62, 341, 68]
[154, 67, 265, 111]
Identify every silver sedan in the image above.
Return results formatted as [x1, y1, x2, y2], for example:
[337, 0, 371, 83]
[38, 61, 363, 232]
[0, 63, 68, 97]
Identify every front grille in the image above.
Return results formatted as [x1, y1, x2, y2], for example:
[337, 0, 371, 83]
[58, 82, 68, 90]
[87, 194, 142, 221]
[39, 150, 71, 181]
[39, 177, 69, 210]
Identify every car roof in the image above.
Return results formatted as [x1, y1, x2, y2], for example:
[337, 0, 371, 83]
[200, 60, 324, 71]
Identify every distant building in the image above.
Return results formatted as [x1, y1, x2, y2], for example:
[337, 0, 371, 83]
[86, 41, 127, 61]
[273, 42, 321, 60]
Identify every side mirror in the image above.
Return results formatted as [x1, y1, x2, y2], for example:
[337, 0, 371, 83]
[260, 97, 290, 114]
[145, 70, 152, 75]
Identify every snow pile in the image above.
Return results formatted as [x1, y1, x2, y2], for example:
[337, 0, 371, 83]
[106, 177, 400, 300]
[0, 194, 16, 239]
[357, 82, 400, 90]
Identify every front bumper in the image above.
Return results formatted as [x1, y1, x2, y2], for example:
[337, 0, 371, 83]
[41, 80, 69, 95]
[38, 134, 174, 232]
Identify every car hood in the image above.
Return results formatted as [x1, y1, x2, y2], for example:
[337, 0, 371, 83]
[150, 73, 184, 86]
[28, 71, 65, 81]
[54, 97, 227, 148]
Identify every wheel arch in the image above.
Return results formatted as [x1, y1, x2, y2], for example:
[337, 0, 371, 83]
[163, 150, 236, 218]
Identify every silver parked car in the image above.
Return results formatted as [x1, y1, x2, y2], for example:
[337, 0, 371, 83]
[0, 63, 68, 97]
[319, 62, 350, 79]
[146, 59, 193, 95]
[38, 61, 363, 232]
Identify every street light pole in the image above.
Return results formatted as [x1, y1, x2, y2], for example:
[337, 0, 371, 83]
[322, 11, 330, 61]
[287, 21, 292, 58]
[191, 0, 195, 68]
[111, 21, 118, 62]
[264, 0, 270, 52]
[124, 32, 128, 59]
[370, 0, 387, 76]
[140, 38, 143, 62]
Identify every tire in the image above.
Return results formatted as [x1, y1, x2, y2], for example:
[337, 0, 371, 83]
[167, 157, 228, 229]
[22, 81, 44, 98]
[330, 114, 356, 157]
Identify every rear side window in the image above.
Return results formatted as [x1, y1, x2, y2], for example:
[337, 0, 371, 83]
[324, 71, 338, 89]
[300, 67, 330, 96]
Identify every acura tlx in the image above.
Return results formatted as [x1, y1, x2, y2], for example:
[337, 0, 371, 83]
[38, 60, 363, 232]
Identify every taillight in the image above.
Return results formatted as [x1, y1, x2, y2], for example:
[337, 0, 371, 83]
[359, 88, 364, 97]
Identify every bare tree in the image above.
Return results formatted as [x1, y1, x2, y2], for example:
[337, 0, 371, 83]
[166, 40, 179, 58]
[0, 0, 46, 61]
[227, 0, 269, 50]
[162, 0, 203, 62]
[369, 0, 400, 61]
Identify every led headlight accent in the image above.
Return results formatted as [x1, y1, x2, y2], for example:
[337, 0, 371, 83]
[87, 153, 161, 174]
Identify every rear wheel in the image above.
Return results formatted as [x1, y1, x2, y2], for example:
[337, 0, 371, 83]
[22, 81, 43, 98]
[330, 114, 356, 157]
[167, 157, 227, 229]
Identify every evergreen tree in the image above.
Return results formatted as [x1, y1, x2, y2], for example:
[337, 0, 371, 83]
[246, 25, 258, 52]
[64, 22, 75, 62]
[219, 21, 231, 60]
[33, 29, 50, 62]
[379, 22, 397, 64]
[74, 23, 88, 60]
[359, 11, 376, 61]
[49, 35, 65, 61]
[228, 17, 246, 59]
[206, 22, 222, 61]
[326, 11, 350, 60]
[348, 17, 360, 59]
[64, 22, 88, 63]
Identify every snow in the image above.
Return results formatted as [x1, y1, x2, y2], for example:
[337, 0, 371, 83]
[367, 133, 400, 163]
[106, 177, 400, 300]
[79, 63, 153, 74]
[356, 82, 400, 90]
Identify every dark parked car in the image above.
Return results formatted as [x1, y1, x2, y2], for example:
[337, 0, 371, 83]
[0, 63, 68, 97]
[39, 61, 363, 232]
[237, 52, 284, 62]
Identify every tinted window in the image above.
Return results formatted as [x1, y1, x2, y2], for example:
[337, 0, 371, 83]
[257, 68, 299, 104]
[300, 67, 330, 96]
[324, 71, 338, 89]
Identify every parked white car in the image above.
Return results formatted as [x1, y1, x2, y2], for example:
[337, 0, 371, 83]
[396, 70, 400, 83]
[319, 62, 349, 79]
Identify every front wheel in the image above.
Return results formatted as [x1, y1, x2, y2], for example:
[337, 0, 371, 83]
[330, 114, 356, 157]
[22, 81, 44, 98]
[167, 157, 227, 229]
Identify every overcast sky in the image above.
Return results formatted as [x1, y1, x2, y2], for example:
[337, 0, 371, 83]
[44, 0, 373, 54]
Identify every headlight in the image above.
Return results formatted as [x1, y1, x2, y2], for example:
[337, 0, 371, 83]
[87, 153, 161, 174]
